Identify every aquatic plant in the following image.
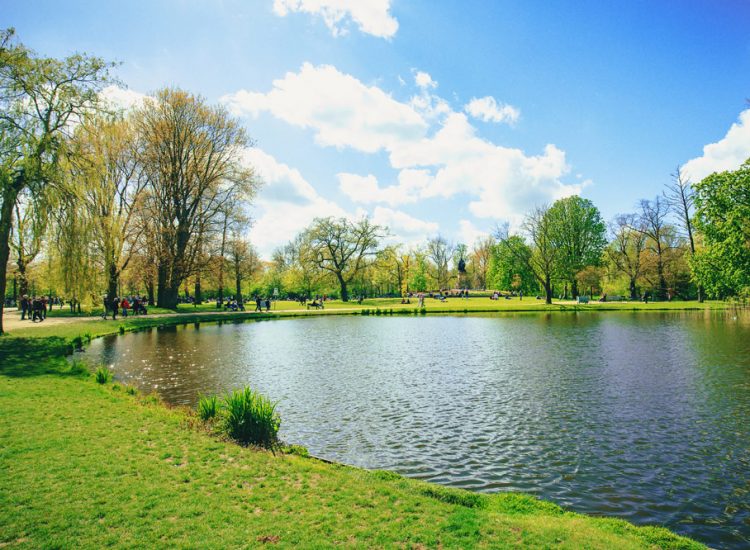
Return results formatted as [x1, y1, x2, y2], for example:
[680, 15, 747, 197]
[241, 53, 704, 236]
[94, 366, 112, 384]
[222, 387, 280, 448]
[197, 394, 219, 421]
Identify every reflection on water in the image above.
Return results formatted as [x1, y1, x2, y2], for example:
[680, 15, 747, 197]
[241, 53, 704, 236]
[81, 311, 750, 548]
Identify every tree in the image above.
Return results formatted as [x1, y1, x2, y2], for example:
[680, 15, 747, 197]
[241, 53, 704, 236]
[469, 236, 494, 289]
[606, 214, 647, 300]
[135, 88, 257, 308]
[664, 165, 702, 301]
[9, 189, 47, 296]
[547, 196, 607, 298]
[0, 28, 114, 333]
[633, 197, 671, 299]
[304, 217, 384, 302]
[227, 231, 259, 306]
[487, 234, 535, 294]
[691, 160, 750, 298]
[427, 235, 454, 290]
[71, 115, 146, 303]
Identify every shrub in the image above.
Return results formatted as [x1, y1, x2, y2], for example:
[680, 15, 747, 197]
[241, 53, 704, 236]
[94, 366, 112, 384]
[222, 387, 280, 448]
[283, 444, 309, 457]
[197, 394, 219, 421]
[125, 386, 138, 396]
[66, 359, 89, 377]
[71, 335, 84, 351]
[118, 325, 126, 334]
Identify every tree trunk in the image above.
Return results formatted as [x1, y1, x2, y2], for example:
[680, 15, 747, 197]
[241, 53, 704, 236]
[0, 184, 21, 335]
[544, 275, 552, 305]
[571, 279, 579, 299]
[17, 261, 29, 297]
[156, 263, 168, 307]
[338, 274, 349, 302]
[194, 274, 202, 305]
[160, 285, 179, 309]
[235, 274, 243, 306]
[697, 285, 704, 303]
[107, 262, 118, 305]
[146, 281, 155, 306]
[629, 278, 638, 300]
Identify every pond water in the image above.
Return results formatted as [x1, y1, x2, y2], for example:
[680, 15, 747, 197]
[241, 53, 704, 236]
[81, 311, 750, 548]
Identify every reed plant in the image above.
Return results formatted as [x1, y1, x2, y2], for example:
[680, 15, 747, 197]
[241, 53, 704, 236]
[94, 366, 112, 384]
[222, 387, 280, 448]
[197, 394, 219, 421]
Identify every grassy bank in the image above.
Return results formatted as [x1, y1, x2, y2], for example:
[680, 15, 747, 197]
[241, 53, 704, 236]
[0, 315, 708, 548]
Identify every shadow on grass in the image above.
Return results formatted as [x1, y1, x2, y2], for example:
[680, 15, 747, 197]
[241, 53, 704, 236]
[0, 336, 79, 377]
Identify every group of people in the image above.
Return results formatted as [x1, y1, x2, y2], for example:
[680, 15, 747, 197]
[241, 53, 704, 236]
[19, 295, 50, 322]
[102, 294, 148, 320]
[254, 295, 272, 312]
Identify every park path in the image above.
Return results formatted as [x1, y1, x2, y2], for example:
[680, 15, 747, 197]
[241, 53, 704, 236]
[1, 306, 361, 332]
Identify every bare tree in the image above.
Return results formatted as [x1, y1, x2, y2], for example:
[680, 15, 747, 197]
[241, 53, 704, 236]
[427, 235, 454, 289]
[607, 214, 647, 300]
[304, 217, 383, 301]
[664, 165, 703, 301]
[633, 197, 671, 299]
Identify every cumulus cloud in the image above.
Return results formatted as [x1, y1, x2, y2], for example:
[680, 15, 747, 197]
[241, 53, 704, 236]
[371, 206, 439, 242]
[457, 219, 489, 246]
[244, 148, 348, 256]
[464, 96, 520, 125]
[414, 70, 437, 89]
[337, 169, 432, 206]
[100, 85, 147, 110]
[682, 109, 750, 182]
[222, 63, 428, 153]
[230, 63, 584, 244]
[272, 0, 398, 38]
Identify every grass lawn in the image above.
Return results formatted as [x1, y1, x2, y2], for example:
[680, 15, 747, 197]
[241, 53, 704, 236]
[0, 332, 704, 548]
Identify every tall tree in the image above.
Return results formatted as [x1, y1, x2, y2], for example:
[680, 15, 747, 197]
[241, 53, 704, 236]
[633, 197, 671, 299]
[9, 190, 47, 296]
[227, 231, 258, 306]
[470, 236, 494, 290]
[71, 115, 146, 302]
[0, 28, 113, 332]
[664, 165, 702, 301]
[606, 214, 647, 300]
[135, 88, 257, 308]
[547, 196, 607, 298]
[304, 216, 383, 302]
[487, 234, 535, 294]
[691, 160, 750, 298]
[427, 235, 454, 290]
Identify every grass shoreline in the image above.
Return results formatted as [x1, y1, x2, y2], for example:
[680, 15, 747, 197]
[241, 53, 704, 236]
[0, 305, 713, 548]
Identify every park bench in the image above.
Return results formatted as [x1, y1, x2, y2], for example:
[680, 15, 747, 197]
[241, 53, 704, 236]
[307, 301, 324, 310]
[576, 296, 590, 304]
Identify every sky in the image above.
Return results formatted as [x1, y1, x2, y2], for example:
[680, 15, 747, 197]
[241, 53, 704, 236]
[4, 0, 750, 257]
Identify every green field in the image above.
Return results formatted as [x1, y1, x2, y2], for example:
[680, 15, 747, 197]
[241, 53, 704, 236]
[0, 305, 719, 548]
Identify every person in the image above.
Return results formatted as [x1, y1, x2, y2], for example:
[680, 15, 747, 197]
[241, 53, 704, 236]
[121, 297, 130, 317]
[112, 296, 120, 320]
[20, 295, 29, 320]
[265, 298, 271, 312]
[255, 295, 262, 312]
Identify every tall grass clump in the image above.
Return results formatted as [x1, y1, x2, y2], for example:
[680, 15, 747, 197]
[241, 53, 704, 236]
[94, 366, 112, 384]
[197, 394, 219, 420]
[222, 387, 280, 448]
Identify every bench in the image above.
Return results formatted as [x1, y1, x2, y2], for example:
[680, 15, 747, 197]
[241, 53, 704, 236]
[576, 296, 590, 304]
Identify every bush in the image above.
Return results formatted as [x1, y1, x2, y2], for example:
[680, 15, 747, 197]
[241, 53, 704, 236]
[94, 366, 112, 384]
[118, 325, 126, 334]
[125, 386, 138, 396]
[197, 394, 219, 421]
[71, 335, 84, 351]
[66, 359, 89, 377]
[222, 387, 280, 448]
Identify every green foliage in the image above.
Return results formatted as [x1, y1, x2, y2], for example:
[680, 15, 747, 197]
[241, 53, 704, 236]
[283, 444, 309, 457]
[197, 394, 219, 421]
[118, 325, 126, 334]
[692, 161, 750, 298]
[546, 196, 607, 291]
[487, 236, 536, 293]
[222, 387, 280, 448]
[94, 366, 112, 384]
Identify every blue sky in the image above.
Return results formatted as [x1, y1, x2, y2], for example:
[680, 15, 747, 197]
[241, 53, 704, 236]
[4, 0, 750, 256]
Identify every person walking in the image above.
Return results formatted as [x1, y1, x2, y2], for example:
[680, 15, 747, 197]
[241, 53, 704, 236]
[112, 296, 120, 320]
[254, 295, 262, 312]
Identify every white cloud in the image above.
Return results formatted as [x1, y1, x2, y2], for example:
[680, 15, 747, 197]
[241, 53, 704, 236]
[464, 96, 520, 125]
[222, 63, 428, 153]
[372, 206, 438, 239]
[338, 169, 433, 206]
[683, 109, 750, 182]
[414, 70, 437, 89]
[231, 64, 584, 245]
[100, 85, 147, 110]
[272, 0, 398, 38]
[244, 148, 349, 256]
[457, 220, 489, 246]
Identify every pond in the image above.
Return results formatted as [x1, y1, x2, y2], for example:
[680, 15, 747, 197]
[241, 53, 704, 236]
[81, 311, 750, 548]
